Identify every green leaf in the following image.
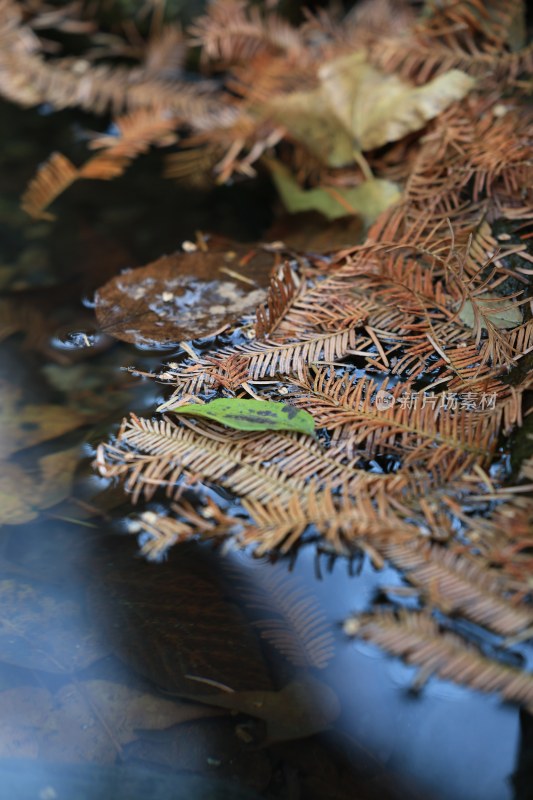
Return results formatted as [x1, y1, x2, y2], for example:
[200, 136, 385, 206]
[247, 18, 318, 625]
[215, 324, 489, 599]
[169, 398, 315, 435]
[458, 292, 522, 330]
[267, 159, 400, 225]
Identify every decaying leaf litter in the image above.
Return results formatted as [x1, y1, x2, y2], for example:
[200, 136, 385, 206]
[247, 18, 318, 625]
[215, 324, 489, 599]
[0, 0, 532, 791]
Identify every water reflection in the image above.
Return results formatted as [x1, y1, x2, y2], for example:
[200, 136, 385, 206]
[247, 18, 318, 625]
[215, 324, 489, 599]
[270, 546, 522, 800]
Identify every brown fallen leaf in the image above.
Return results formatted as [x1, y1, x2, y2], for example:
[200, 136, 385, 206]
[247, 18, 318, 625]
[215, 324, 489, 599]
[42, 680, 224, 763]
[0, 578, 109, 673]
[0, 384, 85, 459]
[0, 462, 40, 524]
[95, 243, 276, 345]
[0, 681, 223, 764]
[0, 447, 81, 525]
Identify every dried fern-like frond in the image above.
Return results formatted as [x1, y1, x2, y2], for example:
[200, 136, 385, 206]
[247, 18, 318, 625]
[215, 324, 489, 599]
[238, 430, 405, 493]
[463, 105, 533, 201]
[390, 97, 533, 246]
[205, 326, 365, 382]
[132, 498, 236, 560]
[241, 481, 416, 554]
[95, 413, 307, 505]
[369, 9, 533, 87]
[200, 354, 250, 392]
[153, 360, 222, 399]
[345, 608, 533, 711]
[458, 494, 533, 591]
[86, 109, 179, 160]
[379, 538, 533, 636]
[0, 3, 235, 125]
[142, 24, 186, 80]
[289, 369, 499, 469]
[255, 262, 300, 339]
[190, 0, 308, 66]
[164, 145, 224, 185]
[425, 0, 522, 41]
[21, 109, 180, 218]
[20, 152, 78, 220]
[229, 564, 335, 669]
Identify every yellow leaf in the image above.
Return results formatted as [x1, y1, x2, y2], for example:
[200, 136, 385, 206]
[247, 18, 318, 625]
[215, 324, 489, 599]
[264, 87, 355, 168]
[319, 51, 475, 151]
[263, 51, 475, 166]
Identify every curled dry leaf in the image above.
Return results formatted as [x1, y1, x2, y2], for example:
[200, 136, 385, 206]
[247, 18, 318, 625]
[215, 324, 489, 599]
[95, 243, 276, 345]
[264, 51, 475, 166]
[319, 52, 476, 152]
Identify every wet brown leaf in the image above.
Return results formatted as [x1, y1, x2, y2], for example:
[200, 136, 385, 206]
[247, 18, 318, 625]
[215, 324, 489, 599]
[0, 578, 109, 673]
[0, 385, 86, 459]
[0, 463, 40, 524]
[0, 447, 81, 525]
[95, 243, 276, 345]
[0, 682, 222, 763]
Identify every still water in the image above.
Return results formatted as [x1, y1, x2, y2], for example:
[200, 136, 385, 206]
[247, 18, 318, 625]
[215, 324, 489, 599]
[0, 99, 530, 800]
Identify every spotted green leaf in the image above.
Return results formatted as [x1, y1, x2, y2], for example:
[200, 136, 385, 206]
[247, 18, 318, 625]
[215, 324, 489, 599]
[169, 398, 315, 435]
